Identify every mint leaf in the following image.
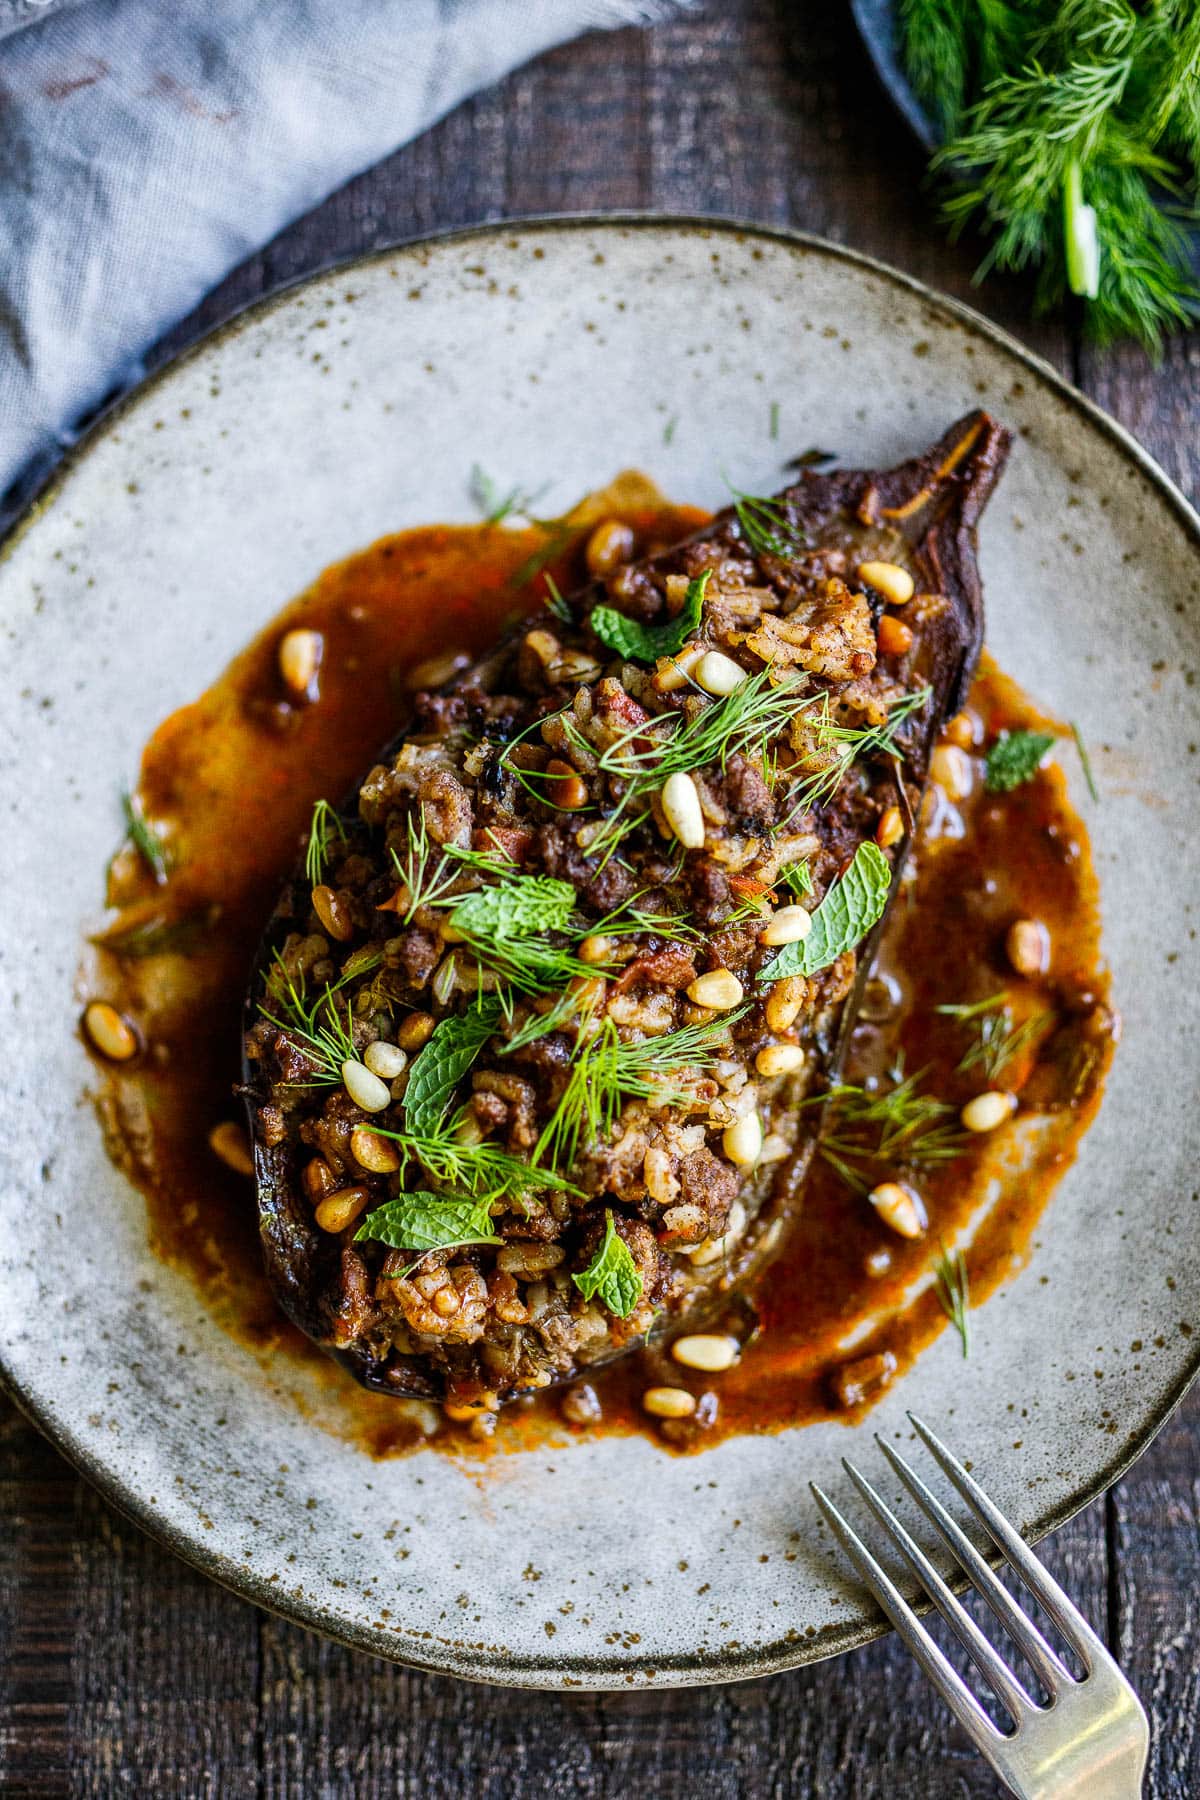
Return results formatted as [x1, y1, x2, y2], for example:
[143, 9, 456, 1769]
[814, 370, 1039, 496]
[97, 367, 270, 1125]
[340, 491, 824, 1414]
[572, 1211, 643, 1318]
[778, 860, 814, 897]
[761, 841, 891, 981]
[450, 874, 575, 939]
[355, 1191, 498, 1253]
[404, 998, 502, 1136]
[984, 729, 1055, 792]
[589, 570, 710, 664]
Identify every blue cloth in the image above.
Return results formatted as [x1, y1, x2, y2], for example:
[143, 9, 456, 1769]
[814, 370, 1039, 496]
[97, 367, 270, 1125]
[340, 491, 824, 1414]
[0, 0, 682, 522]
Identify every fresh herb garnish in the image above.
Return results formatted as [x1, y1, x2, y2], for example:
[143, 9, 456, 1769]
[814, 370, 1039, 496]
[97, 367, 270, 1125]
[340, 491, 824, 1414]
[355, 1191, 499, 1254]
[261, 957, 360, 1086]
[769, 400, 780, 441]
[469, 465, 549, 526]
[781, 687, 932, 821]
[1071, 720, 1100, 801]
[729, 485, 808, 561]
[543, 573, 573, 624]
[936, 992, 1051, 1081]
[760, 841, 891, 981]
[932, 1242, 971, 1359]
[305, 798, 347, 886]
[572, 1211, 643, 1318]
[778, 860, 815, 898]
[91, 905, 216, 960]
[404, 999, 504, 1136]
[812, 1066, 966, 1195]
[984, 729, 1055, 792]
[451, 874, 576, 940]
[120, 788, 170, 884]
[589, 570, 711, 664]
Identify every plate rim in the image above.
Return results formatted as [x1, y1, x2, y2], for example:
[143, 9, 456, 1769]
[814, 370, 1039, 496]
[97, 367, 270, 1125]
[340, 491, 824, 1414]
[3, 210, 1198, 1689]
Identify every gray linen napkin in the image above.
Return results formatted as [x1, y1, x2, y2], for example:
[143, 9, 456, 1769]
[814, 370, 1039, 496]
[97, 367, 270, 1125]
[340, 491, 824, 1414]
[0, 0, 683, 524]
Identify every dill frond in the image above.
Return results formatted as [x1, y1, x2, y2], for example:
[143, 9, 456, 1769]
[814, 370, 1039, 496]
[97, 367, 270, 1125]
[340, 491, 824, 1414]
[305, 798, 347, 887]
[932, 1242, 971, 1358]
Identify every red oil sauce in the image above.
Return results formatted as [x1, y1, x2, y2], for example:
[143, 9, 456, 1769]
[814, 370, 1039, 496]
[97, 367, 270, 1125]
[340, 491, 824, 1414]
[84, 485, 1114, 1459]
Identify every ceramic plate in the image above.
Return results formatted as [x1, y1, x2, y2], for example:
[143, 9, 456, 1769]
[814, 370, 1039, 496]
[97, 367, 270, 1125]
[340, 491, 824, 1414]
[1, 219, 1197, 1689]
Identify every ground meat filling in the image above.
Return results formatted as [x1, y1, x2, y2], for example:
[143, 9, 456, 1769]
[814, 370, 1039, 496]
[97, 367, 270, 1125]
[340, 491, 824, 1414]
[244, 467, 969, 1413]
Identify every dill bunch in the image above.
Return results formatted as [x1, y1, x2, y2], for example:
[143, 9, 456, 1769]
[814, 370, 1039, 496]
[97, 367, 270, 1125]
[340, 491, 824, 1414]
[898, 0, 1200, 350]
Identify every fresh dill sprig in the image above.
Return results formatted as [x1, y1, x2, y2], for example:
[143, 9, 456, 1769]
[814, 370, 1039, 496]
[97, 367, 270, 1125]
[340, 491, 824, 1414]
[261, 956, 359, 1086]
[810, 1067, 966, 1196]
[543, 573, 573, 624]
[778, 860, 815, 898]
[469, 464, 549, 525]
[932, 1241, 971, 1358]
[780, 687, 933, 823]
[305, 798, 347, 886]
[368, 1116, 571, 1205]
[535, 1011, 744, 1173]
[120, 788, 170, 884]
[1071, 720, 1100, 801]
[936, 992, 1051, 1080]
[729, 484, 808, 561]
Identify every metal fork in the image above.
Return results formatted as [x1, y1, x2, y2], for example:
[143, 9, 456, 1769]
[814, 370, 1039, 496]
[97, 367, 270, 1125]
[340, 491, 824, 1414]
[812, 1414, 1148, 1800]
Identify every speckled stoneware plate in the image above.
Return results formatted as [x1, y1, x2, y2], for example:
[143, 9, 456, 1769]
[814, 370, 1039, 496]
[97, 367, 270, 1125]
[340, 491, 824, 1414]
[1, 218, 1197, 1689]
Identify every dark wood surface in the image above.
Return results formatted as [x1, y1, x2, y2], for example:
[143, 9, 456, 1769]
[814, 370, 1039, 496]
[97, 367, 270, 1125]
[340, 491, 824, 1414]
[2, 3, 1197, 1794]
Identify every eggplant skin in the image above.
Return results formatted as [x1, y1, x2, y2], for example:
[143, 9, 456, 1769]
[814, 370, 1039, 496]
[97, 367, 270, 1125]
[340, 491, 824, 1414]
[243, 411, 1011, 1410]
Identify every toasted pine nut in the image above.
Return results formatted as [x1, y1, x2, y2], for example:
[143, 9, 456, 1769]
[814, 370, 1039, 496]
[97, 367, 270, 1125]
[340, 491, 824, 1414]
[405, 649, 469, 691]
[761, 905, 811, 947]
[868, 1181, 927, 1239]
[585, 518, 635, 576]
[208, 1120, 254, 1176]
[723, 1112, 763, 1167]
[876, 805, 904, 848]
[858, 560, 914, 606]
[350, 1125, 401, 1174]
[1006, 918, 1050, 977]
[524, 628, 560, 667]
[315, 1186, 370, 1233]
[687, 969, 744, 1010]
[341, 1059, 391, 1112]
[943, 711, 977, 749]
[311, 883, 353, 942]
[553, 650, 602, 684]
[877, 614, 914, 656]
[396, 1012, 436, 1052]
[962, 1090, 1017, 1133]
[759, 1131, 792, 1163]
[546, 758, 588, 810]
[671, 1334, 738, 1373]
[278, 628, 323, 699]
[82, 1000, 139, 1063]
[455, 1113, 486, 1146]
[431, 952, 460, 1007]
[364, 1040, 407, 1080]
[694, 650, 747, 696]
[445, 1398, 498, 1422]
[765, 974, 807, 1031]
[661, 771, 705, 849]
[642, 1386, 697, 1420]
[653, 642, 705, 693]
[756, 1043, 806, 1077]
[579, 934, 614, 965]
[930, 744, 973, 802]
[302, 1157, 336, 1202]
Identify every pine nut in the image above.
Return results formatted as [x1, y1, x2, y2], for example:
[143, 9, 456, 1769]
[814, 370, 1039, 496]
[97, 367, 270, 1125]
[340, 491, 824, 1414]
[445, 1397, 499, 1422]
[546, 758, 587, 810]
[661, 771, 705, 849]
[1006, 918, 1050, 977]
[858, 560, 914, 606]
[278, 628, 323, 699]
[930, 744, 973, 802]
[642, 1386, 697, 1420]
[962, 1090, 1017, 1133]
[405, 649, 469, 691]
[755, 1043, 805, 1077]
[302, 1156, 336, 1201]
[341, 1059, 392, 1112]
[868, 1181, 927, 1239]
[759, 1131, 792, 1163]
[671, 1334, 738, 1373]
[82, 1000, 139, 1062]
[687, 969, 744, 1010]
[877, 614, 914, 656]
[579, 933, 614, 965]
[208, 1120, 254, 1175]
[765, 975, 807, 1031]
[311, 883, 353, 942]
[524, 628, 560, 668]
[554, 650, 602, 684]
[653, 642, 705, 693]
[944, 710, 977, 749]
[431, 952, 460, 1007]
[694, 650, 747, 696]
[761, 905, 811, 946]
[723, 1112, 763, 1167]
[876, 805, 904, 848]
[585, 518, 635, 576]
[396, 1012, 436, 1052]
[364, 1040, 407, 1080]
[350, 1125, 401, 1173]
[314, 1186, 370, 1233]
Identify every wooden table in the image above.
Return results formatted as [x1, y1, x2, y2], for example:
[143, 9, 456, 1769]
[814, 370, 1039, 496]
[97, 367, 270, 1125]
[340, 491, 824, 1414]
[3, 3, 1197, 1793]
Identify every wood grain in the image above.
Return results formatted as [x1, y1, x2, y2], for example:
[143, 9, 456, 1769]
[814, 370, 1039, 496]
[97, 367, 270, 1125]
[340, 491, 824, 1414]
[3, 1, 1198, 1794]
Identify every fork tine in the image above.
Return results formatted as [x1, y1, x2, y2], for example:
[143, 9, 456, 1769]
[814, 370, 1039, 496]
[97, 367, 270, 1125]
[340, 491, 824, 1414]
[841, 1458, 1032, 1725]
[876, 1435, 1071, 1697]
[811, 1482, 1006, 1757]
[908, 1413, 1107, 1669]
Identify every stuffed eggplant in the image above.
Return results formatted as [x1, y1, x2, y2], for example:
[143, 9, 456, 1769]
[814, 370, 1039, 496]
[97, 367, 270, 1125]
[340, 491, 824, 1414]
[242, 410, 1011, 1413]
